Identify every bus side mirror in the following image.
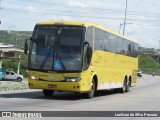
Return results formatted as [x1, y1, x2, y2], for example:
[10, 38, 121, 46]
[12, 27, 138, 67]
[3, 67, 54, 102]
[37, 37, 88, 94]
[24, 39, 28, 54]
[84, 41, 89, 47]
[84, 41, 92, 64]
[87, 47, 93, 59]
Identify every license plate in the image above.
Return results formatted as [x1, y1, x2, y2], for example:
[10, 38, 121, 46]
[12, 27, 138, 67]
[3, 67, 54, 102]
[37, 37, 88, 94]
[48, 84, 57, 88]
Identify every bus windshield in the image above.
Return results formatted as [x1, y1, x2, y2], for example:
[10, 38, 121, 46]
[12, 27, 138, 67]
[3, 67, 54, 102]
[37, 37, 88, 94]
[29, 26, 85, 72]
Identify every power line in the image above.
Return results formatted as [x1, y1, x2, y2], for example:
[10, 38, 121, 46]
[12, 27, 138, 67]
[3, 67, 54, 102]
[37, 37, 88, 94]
[131, 23, 160, 26]
[0, 7, 125, 20]
[15, 0, 160, 17]
[2, 7, 160, 22]
[1, 6, 160, 23]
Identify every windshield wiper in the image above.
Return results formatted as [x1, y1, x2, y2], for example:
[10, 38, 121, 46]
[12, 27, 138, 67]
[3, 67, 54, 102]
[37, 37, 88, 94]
[39, 52, 50, 70]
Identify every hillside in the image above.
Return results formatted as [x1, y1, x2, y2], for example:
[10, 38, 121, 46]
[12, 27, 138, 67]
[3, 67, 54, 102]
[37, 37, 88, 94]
[139, 54, 160, 74]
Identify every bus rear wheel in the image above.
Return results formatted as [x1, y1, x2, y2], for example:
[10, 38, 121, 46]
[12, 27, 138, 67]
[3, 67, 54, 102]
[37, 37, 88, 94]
[84, 79, 96, 99]
[43, 90, 54, 97]
[125, 80, 130, 92]
[119, 79, 129, 93]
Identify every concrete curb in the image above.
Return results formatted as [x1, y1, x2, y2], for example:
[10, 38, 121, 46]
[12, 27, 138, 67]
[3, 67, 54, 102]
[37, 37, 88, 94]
[0, 87, 29, 91]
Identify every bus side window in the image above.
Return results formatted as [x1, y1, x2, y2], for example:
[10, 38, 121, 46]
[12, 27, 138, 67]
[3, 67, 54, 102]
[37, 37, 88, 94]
[83, 27, 93, 70]
[86, 27, 93, 48]
[103, 32, 110, 52]
[133, 43, 138, 57]
[110, 34, 117, 53]
[122, 39, 127, 55]
[94, 28, 103, 50]
[116, 37, 123, 54]
[127, 42, 132, 56]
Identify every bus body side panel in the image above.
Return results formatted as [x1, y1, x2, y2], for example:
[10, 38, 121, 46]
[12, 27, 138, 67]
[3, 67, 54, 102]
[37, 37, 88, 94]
[114, 54, 138, 87]
[98, 52, 116, 90]
[90, 50, 105, 89]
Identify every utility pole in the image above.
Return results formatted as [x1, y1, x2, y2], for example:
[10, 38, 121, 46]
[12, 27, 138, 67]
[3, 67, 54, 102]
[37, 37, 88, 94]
[119, 23, 123, 34]
[155, 40, 160, 68]
[123, 0, 128, 36]
[119, 22, 132, 34]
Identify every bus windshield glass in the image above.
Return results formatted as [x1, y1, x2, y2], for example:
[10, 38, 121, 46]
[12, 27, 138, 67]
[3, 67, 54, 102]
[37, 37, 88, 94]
[29, 26, 85, 72]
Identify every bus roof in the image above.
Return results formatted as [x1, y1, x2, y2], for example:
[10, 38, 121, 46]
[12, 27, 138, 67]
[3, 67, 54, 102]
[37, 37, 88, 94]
[37, 20, 137, 43]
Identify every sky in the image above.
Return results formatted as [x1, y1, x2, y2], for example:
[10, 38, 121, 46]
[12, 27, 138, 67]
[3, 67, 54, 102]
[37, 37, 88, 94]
[0, 0, 160, 49]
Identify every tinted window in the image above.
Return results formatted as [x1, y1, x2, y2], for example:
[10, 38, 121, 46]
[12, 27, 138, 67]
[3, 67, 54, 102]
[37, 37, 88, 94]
[133, 43, 138, 57]
[109, 34, 117, 53]
[127, 41, 132, 56]
[84, 27, 93, 70]
[103, 32, 110, 52]
[6, 72, 9, 75]
[116, 37, 123, 54]
[120, 38, 138, 57]
[86, 27, 93, 48]
[94, 28, 103, 50]
[11, 72, 14, 75]
[122, 39, 128, 55]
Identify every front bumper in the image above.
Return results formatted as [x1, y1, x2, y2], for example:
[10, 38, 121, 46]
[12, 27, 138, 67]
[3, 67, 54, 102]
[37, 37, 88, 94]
[28, 79, 90, 92]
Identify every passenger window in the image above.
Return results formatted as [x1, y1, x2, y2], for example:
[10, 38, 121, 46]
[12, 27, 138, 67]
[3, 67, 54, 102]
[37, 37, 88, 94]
[133, 43, 138, 57]
[84, 27, 93, 70]
[6, 72, 9, 75]
[109, 34, 117, 53]
[94, 28, 103, 50]
[11, 72, 14, 75]
[116, 37, 123, 54]
[103, 32, 110, 52]
[86, 27, 93, 48]
[122, 39, 128, 55]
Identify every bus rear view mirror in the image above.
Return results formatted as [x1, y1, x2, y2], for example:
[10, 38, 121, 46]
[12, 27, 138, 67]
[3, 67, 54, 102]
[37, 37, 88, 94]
[84, 41, 89, 47]
[87, 47, 93, 59]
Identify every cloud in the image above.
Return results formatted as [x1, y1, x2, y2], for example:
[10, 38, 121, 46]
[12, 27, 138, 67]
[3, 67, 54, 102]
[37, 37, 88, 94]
[27, 6, 39, 12]
[68, 0, 88, 8]
[1, 0, 160, 48]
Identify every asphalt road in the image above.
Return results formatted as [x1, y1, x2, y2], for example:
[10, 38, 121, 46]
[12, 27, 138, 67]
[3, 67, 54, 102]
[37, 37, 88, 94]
[0, 74, 160, 119]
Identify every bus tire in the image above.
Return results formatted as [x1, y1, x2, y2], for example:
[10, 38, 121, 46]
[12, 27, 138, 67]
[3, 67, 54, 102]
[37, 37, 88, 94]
[119, 79, 127, 93]
[84, 79, 96, 99]
[43, 89, 54, 97]
[125, 80, 130, 92]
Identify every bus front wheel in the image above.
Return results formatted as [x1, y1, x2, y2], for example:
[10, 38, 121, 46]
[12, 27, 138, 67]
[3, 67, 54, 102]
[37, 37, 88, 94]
[43, 90, 54, 97]
[84, 79, 96, 99]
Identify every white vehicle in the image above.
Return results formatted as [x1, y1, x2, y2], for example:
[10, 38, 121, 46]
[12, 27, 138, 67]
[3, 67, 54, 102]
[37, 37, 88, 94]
[137, 69, 142, 77]
[3, 71, 24, 82]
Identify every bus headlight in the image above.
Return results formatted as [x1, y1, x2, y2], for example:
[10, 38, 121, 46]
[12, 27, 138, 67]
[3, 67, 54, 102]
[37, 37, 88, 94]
[66, 78, 81, 82]
[30, 75, 39, 80]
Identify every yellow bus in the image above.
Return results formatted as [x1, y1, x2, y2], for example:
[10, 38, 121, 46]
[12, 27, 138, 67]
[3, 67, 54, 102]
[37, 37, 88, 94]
[25, 20, 138, 98]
